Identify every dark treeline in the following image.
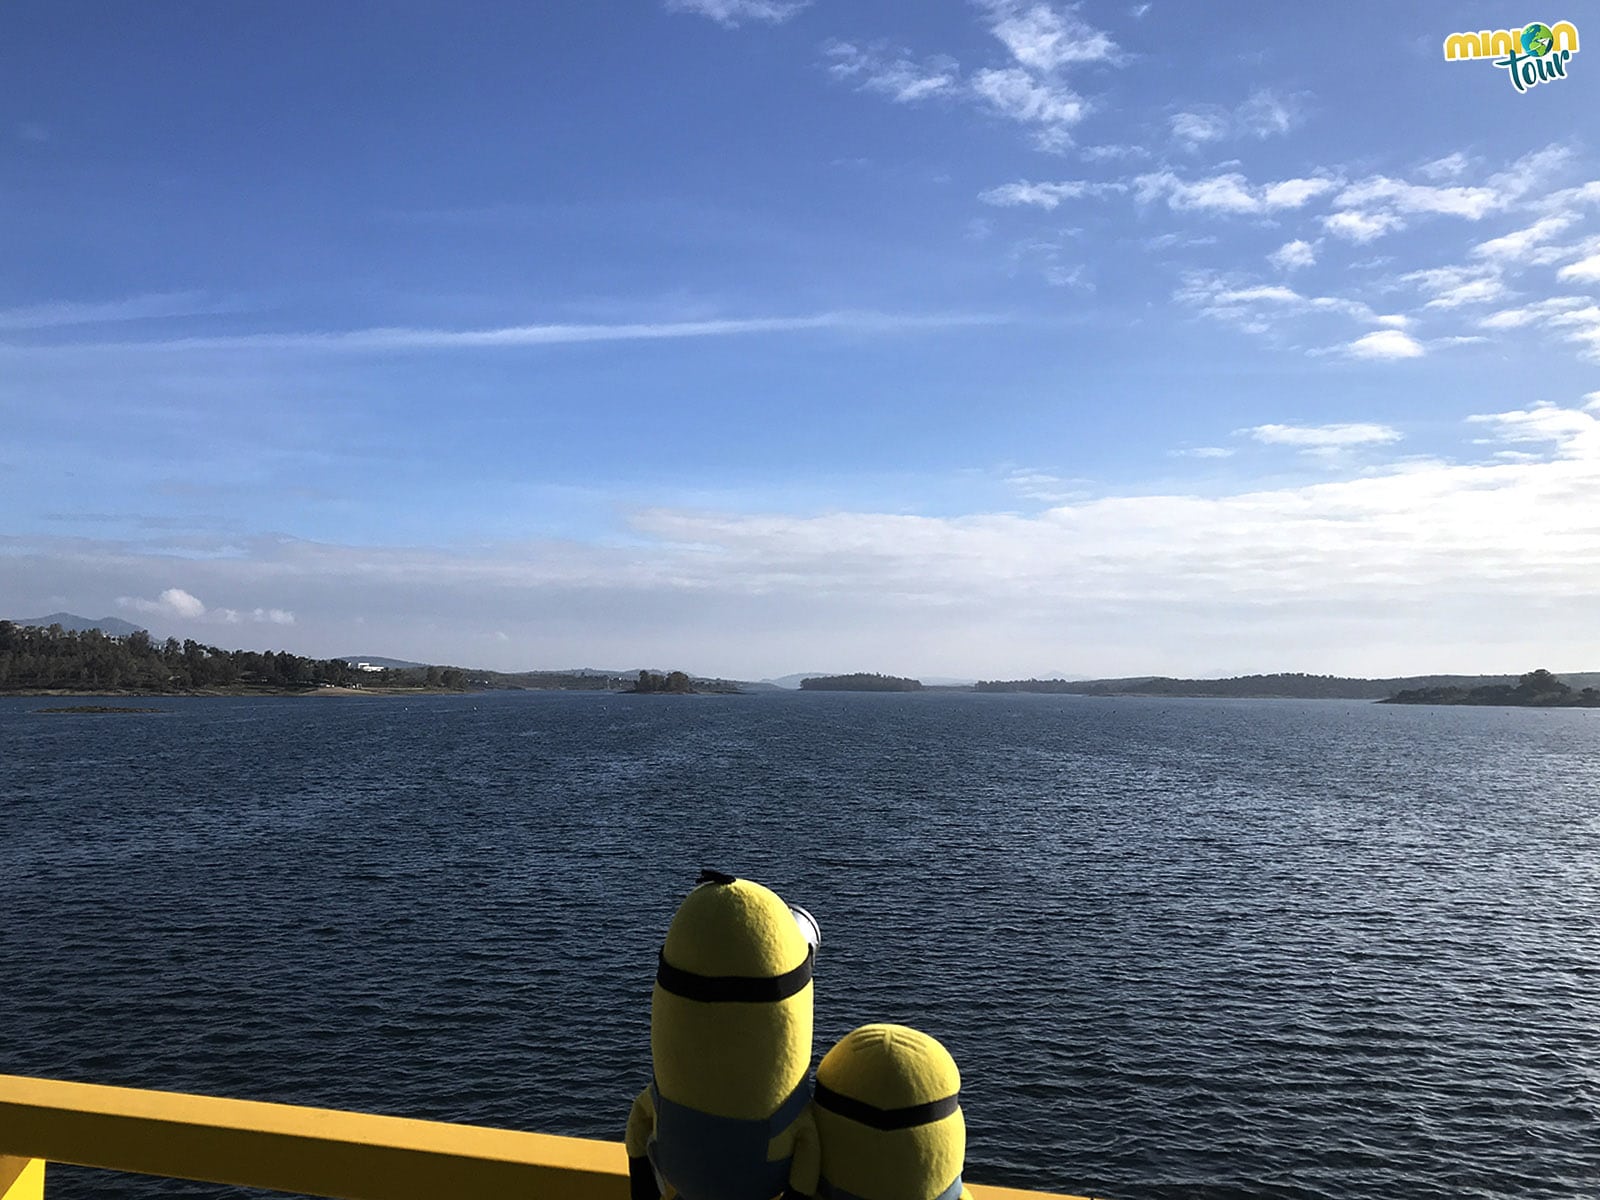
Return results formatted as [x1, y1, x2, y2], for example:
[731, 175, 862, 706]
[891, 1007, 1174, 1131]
[630, 669, 694, 694]
[1384, 669, 1600, 708]
[800, 672, 923, 692]
[975, 671, 1600, 700]
[976, 673, 1401, 698]
[626, 670, 743, 694]
[0, 622, 469, 692]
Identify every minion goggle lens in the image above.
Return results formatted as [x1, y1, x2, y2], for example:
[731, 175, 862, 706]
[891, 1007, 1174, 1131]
[790, 904, 821, 950]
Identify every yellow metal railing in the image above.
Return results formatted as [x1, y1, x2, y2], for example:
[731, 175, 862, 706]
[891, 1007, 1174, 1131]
[0, 1074, 1091, 1200]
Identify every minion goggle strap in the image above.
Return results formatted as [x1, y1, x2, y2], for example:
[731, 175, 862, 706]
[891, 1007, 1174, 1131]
[812, 1082, 961, 1130]
[655, 944, 815, 1003]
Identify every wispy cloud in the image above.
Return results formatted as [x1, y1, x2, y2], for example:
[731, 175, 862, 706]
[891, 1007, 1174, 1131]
[980, 0, 1121, 71]
[1473, 215, 1576, 260]
[11, 311, 1002, 354]
[1324, 145, 1575, 242]
[823, 1, 1123, 149]
[822, 41, 960, 102]
[978, 179, 1120, 209]
[1176, 273, 1401, 336]
[970, 68, 1088, 147]
[0, 292, 228, 331]
[1418, 152, 1473, 181]
[1007, 237, 1093, 288]
[1170, 89, 1301, 148]
[1005, 468, 1090, 503]
[1403, 265, 1508, 309]
[1245, 422, 1403, 449]
[663, 0, 810, 27]
[1135, 171, 1337, 215]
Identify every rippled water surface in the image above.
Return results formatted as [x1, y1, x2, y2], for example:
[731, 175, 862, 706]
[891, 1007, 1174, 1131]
[3, 691, 1598, 1199]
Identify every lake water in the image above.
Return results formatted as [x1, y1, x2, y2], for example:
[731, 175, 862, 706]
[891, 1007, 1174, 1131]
[2, 691, 1598, 1200]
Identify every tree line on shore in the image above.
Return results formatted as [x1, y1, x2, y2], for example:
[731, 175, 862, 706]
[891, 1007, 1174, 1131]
[800, 672, 923, 691]
[1384, 669, 1600, 707]
[0, 622, 469, 692]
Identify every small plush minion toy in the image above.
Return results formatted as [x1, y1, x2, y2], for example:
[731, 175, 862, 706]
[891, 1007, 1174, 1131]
[790, 1024, 971, 1200]
[627, 870, 822, 1200]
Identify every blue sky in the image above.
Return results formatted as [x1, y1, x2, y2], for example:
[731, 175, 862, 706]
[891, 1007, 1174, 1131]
[3, 2, 1598, 678]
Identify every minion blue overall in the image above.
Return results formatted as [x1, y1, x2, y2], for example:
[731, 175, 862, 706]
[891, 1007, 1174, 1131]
[627, 871, 821, 1200]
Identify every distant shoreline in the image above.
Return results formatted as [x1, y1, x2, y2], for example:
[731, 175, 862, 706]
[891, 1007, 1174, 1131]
[2, 686, 472, 699]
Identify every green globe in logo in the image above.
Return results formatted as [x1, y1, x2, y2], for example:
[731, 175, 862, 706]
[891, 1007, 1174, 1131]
[1522, 22, 1555, 56]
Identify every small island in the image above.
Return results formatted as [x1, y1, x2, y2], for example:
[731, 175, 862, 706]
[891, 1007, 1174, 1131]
[625, 670, 741, 695]
[799, 672, 923, 692]
[1383, 669, 1600, 708]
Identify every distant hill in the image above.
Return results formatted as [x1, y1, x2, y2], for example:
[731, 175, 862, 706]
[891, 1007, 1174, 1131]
[763, 672, 836, 690]
[13, 612, 146, 637]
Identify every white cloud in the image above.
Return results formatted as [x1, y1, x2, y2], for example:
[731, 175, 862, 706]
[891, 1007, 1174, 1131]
[1172, 446, 1234, 459]
[1320, 145, 1576, 244]
[1350, 331, 1427, 360]
[970, 68, 1087, 146]
[1346, 330, 1425, 360]
[1473, 215, 1576, 260]
[1469, 403, 1600, 460]
[825, 5, 1122, 150]
[116, 587, 297, 626]
[1323, 209, 1406, 243]
[120, 587, 207, 619]
[1478, 296, 1592, 329]
[1337, 177, 1503, 220]
[981, 0, 1120, 70]
[1135, 171, 1336, 215]
[978, 179, 1113, 208]
[823, 42, 960, 103]
[1246, 423, 1403, 449]
[1263, 178, 1335, 208]
[1177, 273, 1387, 333]
[1269, 239, 1317, 271]
[1584, 392, 1600, 412]
[1403, 266, 1508, 309]
[1557, 254, 1600, 283]
[664, 0, 809, 26]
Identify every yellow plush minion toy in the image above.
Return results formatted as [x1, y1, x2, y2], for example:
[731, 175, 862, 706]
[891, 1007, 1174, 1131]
[788, 1024, 971, 1200]
[626, 870, 821, 1200]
